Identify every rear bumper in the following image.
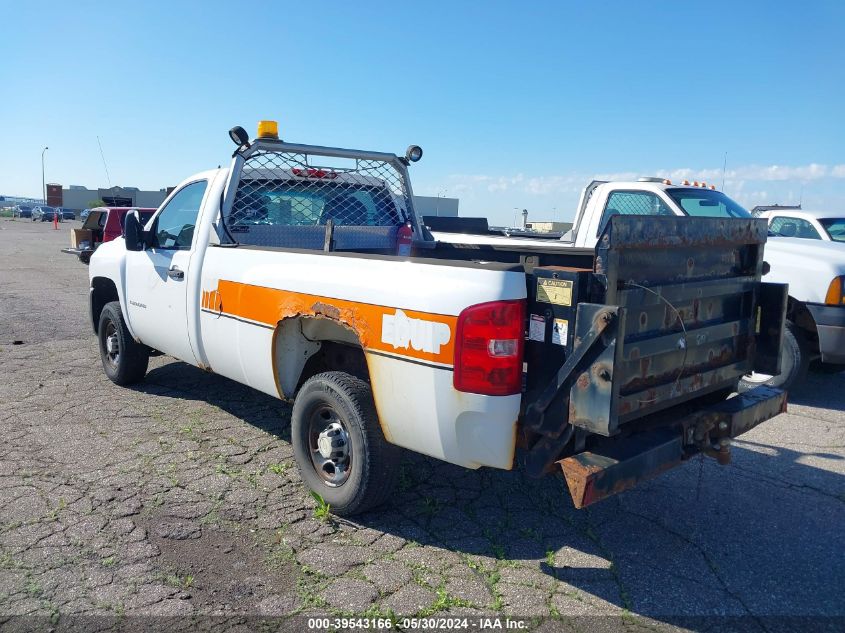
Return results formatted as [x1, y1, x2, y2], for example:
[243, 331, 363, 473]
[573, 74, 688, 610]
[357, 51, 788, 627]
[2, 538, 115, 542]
[557, 386, 787, 508]
[807, 303, 845, 364]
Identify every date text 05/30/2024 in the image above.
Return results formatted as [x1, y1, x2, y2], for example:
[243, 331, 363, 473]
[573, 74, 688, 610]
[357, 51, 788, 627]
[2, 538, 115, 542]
[306, 617, 527, 630]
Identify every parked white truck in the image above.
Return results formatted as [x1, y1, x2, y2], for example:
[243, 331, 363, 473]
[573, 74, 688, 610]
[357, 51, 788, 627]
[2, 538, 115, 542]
[88, 123, 788, 515]
[750, 207, 845, 383]
[434, 180, 845, 390]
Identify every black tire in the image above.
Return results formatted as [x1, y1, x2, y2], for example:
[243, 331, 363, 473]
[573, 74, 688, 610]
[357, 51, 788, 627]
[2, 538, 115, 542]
[98, 301, 149, 386]
[739, 321, 808, 393]
[291, 371, 400, 517]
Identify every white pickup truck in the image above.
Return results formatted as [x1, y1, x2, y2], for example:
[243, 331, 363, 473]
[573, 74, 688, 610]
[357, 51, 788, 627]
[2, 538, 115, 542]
[435, 180, 845, 390]
[749, 207, 845, 383]
[88, 123, 788, 515]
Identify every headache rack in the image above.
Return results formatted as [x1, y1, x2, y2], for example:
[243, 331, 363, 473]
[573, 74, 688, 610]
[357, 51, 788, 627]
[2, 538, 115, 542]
[522, 215, 788, 481]
[219, 138, 430, 251]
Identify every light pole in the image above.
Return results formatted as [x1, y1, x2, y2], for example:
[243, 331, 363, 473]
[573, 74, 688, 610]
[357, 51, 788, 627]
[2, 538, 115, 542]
[41, 146, 49, 204]
[436, 188, 447, 216]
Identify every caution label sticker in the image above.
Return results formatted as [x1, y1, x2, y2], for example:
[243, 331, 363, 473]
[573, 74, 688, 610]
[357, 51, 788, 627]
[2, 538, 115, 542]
[551, 319, 569, 345]
[528, 314, 545, 342]
[537, 278, 573, 306]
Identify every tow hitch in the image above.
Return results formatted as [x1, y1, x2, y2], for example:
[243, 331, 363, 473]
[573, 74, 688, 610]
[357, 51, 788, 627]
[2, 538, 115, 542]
[558, 386, 787, 508]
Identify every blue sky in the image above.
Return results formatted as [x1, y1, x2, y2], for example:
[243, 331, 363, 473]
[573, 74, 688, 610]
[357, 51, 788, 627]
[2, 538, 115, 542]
[1, 1, 843, 225]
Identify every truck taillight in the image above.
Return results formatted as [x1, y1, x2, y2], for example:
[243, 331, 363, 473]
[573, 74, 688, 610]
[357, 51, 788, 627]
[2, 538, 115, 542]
[454, 300, 525, 396]
[397, 223, 413, 256]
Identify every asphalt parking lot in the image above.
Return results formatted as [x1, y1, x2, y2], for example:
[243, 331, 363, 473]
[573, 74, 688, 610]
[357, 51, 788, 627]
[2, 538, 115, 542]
[1, 219, 843, 631]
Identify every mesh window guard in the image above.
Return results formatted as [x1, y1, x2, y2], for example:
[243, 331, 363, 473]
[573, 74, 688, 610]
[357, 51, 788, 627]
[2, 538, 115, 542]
[223, 147, 414, 250]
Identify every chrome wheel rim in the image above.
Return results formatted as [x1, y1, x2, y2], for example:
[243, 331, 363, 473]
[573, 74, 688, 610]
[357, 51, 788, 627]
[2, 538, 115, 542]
[104, 321, 120, 368]
[308, 405, 351, 487]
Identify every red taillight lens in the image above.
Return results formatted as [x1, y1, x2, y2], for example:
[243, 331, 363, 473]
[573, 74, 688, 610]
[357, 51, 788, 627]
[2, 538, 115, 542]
[396, 223, 413, 256]
[454, 299, 525, 396]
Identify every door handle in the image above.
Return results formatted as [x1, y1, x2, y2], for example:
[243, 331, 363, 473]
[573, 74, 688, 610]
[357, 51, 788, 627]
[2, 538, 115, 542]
[167, 266, 185, 280]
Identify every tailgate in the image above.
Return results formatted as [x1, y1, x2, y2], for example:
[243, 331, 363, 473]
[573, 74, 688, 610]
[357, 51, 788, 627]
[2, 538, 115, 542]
[522, 216, 787, 475]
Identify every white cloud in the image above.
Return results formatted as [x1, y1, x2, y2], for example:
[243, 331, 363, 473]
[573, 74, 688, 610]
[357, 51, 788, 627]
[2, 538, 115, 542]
[441, 162, 845, 224]
[594, 163, 845, 184]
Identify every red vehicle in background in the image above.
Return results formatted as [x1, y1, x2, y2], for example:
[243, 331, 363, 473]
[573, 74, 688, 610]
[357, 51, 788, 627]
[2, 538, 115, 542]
[62, 207, 155, 264]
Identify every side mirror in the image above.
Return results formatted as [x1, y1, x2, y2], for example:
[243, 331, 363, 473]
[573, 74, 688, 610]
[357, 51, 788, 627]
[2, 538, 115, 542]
[123, 211, 145, 251]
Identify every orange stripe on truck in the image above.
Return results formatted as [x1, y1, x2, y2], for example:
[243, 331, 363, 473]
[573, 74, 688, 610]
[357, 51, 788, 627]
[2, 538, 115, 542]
[207, 280, 458, 367]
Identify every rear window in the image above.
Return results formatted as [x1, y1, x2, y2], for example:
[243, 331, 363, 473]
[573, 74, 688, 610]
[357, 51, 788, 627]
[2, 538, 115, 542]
[231, 180, 401, 228]
[227, 178, 404, 250]
[666, 189, 750, 218]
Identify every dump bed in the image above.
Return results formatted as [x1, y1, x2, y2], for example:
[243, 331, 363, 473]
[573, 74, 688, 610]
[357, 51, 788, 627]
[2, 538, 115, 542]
[521, 215, 787, 486]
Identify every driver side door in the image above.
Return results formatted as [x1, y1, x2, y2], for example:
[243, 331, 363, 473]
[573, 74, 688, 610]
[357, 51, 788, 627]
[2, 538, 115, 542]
[125, 180, 209, 363]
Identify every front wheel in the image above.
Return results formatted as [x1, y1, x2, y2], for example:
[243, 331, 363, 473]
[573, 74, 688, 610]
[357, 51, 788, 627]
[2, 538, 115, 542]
[739, 321, 808, 393]
[291, 371, 400, 517]
[98, 301, 149, 385]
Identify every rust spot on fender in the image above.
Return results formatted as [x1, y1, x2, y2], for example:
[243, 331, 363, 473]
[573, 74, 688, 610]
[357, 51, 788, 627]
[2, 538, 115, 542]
[311, 301, 342, 321]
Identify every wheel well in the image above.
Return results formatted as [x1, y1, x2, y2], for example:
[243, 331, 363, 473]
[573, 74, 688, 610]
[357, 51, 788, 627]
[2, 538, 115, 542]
[273, 316, 369, 399]
[90, 277, 119, 334]
[787, 296, 819, 352]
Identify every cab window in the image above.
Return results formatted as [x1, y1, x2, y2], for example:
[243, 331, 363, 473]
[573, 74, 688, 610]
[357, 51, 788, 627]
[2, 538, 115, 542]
[769, 216, 821, 240]
[154, 181, 208, 249]
[598, 191, 674, 235]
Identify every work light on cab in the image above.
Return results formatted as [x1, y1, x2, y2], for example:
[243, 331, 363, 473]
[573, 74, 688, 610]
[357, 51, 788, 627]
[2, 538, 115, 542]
[405, 145, 423, 163]
[228, 126, 249, 148]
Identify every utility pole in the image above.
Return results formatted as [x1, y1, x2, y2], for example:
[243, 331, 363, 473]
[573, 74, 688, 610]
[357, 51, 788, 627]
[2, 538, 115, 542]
[41, 146, 49, 203]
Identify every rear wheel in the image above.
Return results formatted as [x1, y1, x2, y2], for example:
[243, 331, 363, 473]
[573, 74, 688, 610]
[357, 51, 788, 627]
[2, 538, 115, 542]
[98, 301, 149, 385]
[291, 371, 399, 516]
[739, 321, 808, 393]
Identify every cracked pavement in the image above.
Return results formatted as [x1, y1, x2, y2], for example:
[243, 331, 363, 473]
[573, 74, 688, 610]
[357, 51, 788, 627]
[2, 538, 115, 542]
[1, 220, 843, 631]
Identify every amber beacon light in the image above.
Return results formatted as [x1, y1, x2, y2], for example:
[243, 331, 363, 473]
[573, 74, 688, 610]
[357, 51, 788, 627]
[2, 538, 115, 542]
[257, 120, 279, 139]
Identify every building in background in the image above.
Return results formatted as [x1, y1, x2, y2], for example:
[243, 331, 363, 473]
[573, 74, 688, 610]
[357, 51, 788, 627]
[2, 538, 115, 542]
[50, 184, 174, 210]
[525, 220, 573, 234]
[41, 185, 459, 216]
[411, 195, 459, 217]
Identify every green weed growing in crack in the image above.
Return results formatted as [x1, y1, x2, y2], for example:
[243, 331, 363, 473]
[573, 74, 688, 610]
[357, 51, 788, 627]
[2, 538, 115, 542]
[520, 526, 540, 541]
[418, 586, 472, 616]
[268, 543, 296, 567]
[164, 574, 194, 589]
[215, 462, 241, 477]
[101, 556, 116, 567]
[421, 496, 439, 516]
[545, 550, 556, 567]
[482, 528, 506, 560]
[48, 604, 60, 625]
[245, 470, 260, 488]
[0, 553, 24, 570]
[295, 575, 328, 610]
[311, 491, 332, 522]
[25, 578, 42, 597]
[267, 463, 290, 476]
